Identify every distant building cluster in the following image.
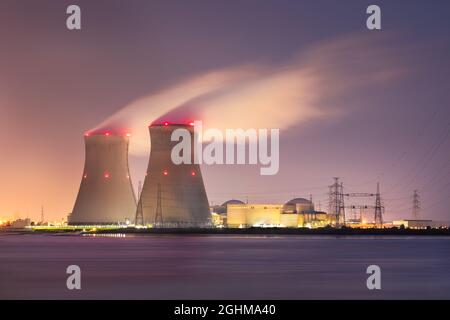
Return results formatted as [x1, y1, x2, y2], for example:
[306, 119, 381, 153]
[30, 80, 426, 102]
[0, 218, 31, 229]
[211, 198, 335, 228]
[13, 121, 444, 231]
[392, 220, 446, 230]
[210, 199, 449, 230]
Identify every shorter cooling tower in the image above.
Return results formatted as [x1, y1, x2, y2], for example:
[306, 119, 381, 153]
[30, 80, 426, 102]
[136, 123, 211, 227]
[69, 132, 137, 225]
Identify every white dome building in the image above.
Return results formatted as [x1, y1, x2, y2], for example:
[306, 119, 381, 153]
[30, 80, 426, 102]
[283, 197, 314, 214]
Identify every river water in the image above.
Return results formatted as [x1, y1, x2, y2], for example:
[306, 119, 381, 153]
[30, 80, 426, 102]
[0, 233, 449, 299]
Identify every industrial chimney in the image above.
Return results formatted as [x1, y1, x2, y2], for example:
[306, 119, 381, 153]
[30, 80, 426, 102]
[69, 132, 137, 225]
[136, 122, 211, 227]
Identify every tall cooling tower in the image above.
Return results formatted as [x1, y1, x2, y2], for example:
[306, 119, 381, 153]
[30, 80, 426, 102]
[69, 132, 137, 225]
[137, 123, 211, 227]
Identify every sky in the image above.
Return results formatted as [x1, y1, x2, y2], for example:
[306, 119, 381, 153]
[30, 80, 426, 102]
[0, 0, 449, 222]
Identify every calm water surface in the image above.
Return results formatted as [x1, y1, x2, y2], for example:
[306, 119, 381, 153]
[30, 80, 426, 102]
[0, 234, 449, 299]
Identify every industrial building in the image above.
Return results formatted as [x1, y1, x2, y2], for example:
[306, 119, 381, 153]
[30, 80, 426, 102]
[212, 199, 245, 215]
[69, 132, 137, 225]
[225, 198, 333, 228]
[10, 218, 31, 229]
[136, 123, 211, 227]
[210, 199, 244, 226]
[227, 204, 284, 228]
[67, 125, 420, 230]
[392, 220, 434, 229]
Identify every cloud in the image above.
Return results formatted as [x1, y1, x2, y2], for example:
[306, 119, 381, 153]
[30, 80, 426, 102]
[92, 32, 407, 155]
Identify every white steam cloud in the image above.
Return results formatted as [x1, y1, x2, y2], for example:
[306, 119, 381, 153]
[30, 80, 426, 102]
[93, 33, 407, 155]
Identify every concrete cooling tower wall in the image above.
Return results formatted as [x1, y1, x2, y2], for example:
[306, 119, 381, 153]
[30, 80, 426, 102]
[137, 124, 211, 227]
[69, 133, 137, 225]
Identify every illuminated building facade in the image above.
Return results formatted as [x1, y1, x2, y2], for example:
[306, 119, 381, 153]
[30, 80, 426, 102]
[392, 219, 434, 229]
[226, 198, 332, 228]
[227, 204, 283, 228]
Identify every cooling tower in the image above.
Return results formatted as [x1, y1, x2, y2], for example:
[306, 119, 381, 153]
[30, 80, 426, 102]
[69, 132, 137, 225]
[137, 123, 211, 227]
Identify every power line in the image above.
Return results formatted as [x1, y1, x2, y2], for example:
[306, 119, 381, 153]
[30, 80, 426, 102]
[387, 122, 450, 193]
[352, 110, 440, 189]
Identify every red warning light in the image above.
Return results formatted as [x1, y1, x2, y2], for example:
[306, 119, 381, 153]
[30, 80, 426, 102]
[104, 173, 110, 178]
[188, 121, 195, 127]
[191, 171, 196, 176]
[163, 121, 169, 126]
[163, 170, 168, 176]
[105, 132, 110, 136]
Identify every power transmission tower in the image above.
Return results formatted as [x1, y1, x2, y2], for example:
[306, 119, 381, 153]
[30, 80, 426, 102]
[327, 185, 333, 215]
[135, 181, 144, 226]
[374, 182, 383, 228]
[412, 189, 420, 219]
[328, 178, 346, 227]
[154, 183, 163, 227]
[338, 182, 346, 226]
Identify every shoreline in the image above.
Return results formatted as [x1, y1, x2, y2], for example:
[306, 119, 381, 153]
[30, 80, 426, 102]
[90, 227, 450, 236]
[4, 226, 449, 236]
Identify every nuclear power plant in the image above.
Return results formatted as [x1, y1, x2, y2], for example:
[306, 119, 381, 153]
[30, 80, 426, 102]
[66, 124, 438, 230]
[69, 132, 137, 225]
[135, 122, 211, 227]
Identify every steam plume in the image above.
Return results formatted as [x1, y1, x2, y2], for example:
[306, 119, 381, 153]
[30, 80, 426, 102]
[93, 33, 407, 155]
